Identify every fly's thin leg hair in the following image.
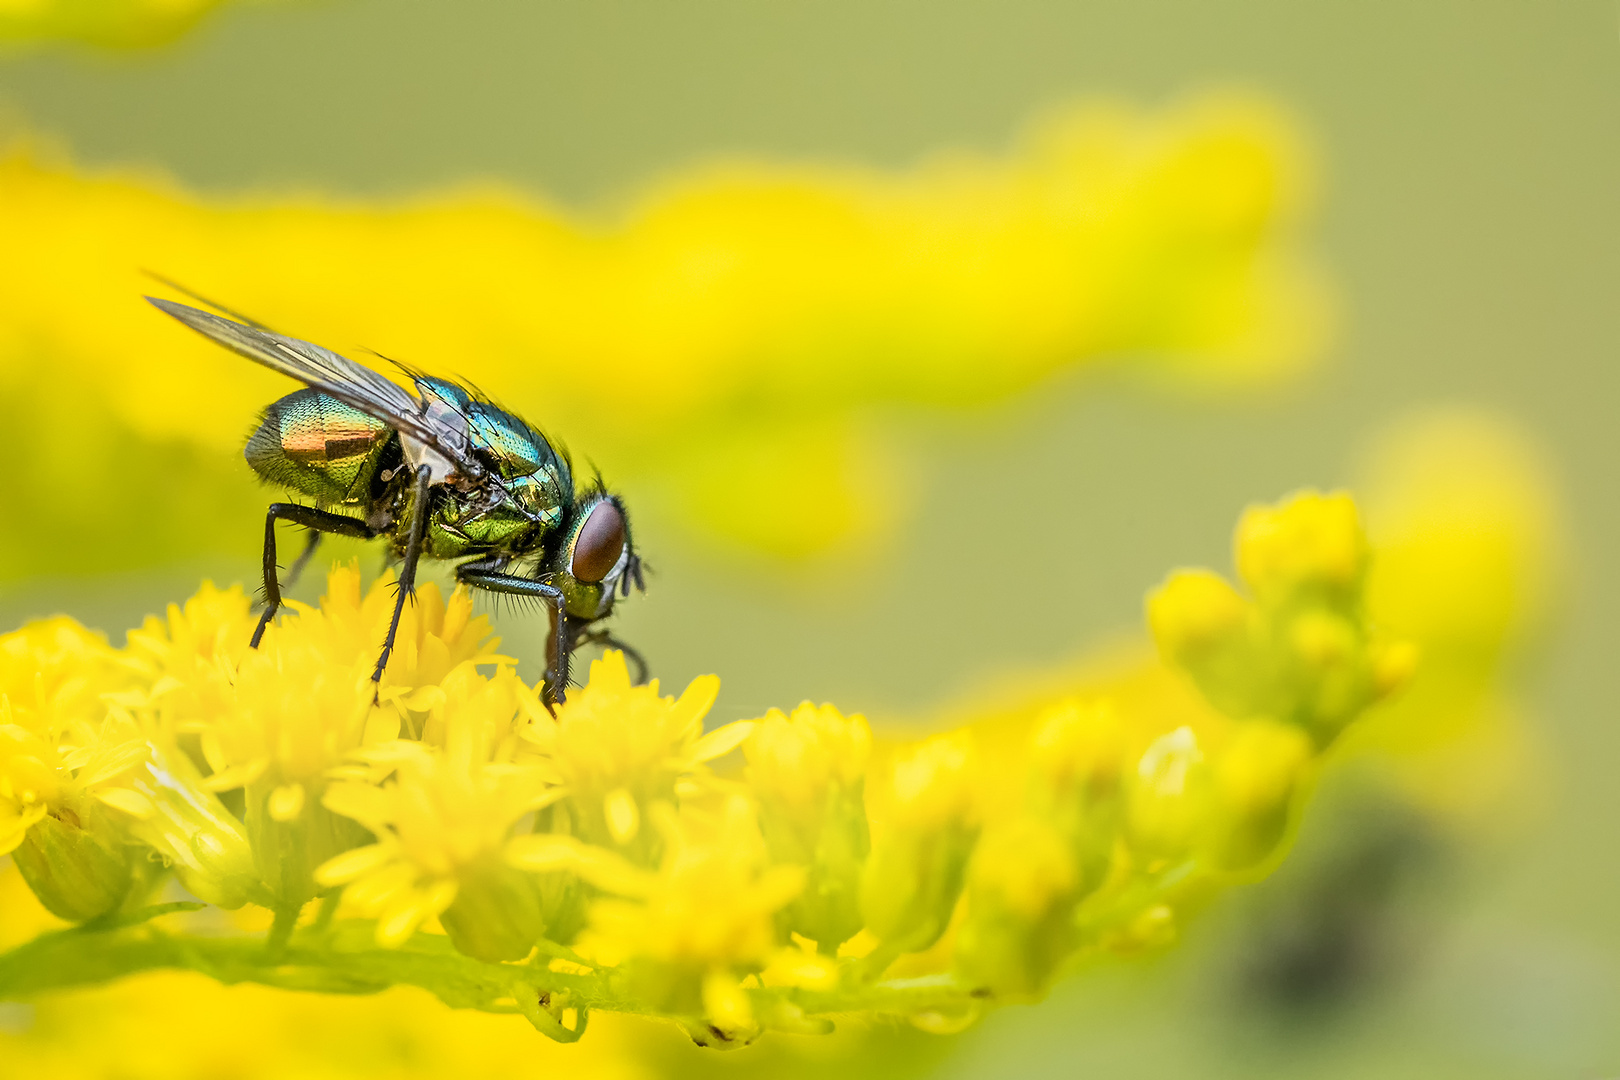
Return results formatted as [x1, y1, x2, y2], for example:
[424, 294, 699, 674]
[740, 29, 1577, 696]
[456, 565, 569, 710]
[252, 504, 378, 650]
[372, 464, 433, 684]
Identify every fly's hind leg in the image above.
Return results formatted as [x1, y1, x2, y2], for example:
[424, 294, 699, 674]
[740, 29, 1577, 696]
[456, 564, 569, 710]
[253, 504, 379, 649]
[281, 530, 323, 594]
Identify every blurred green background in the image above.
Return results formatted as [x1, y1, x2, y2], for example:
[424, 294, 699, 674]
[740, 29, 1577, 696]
[1, 1, 1617, 1076]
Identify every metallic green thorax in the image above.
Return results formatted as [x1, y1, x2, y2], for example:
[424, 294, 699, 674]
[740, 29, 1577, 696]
[415, 378, 572, 559]
[246, 379, 574, 563]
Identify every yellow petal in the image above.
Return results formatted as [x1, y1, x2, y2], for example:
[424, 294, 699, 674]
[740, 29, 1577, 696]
[690, 720, 755, 764]
[603, 788, 640, 845]
[200, 759, 267, 792]
[0, 802, 48, 855]
[669, 674, 721, 738]
[267, 783, 305, 822]
[506, 832, 586, 872]
[96, 787, 156, 820]
[313, 843, 394, 887]
[322, 782, 393, 828]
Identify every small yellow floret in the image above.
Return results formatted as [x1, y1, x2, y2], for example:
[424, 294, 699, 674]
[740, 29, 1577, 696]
[887, 731, 976, 829]
[1212, 719, 1312, 817]
[1147, 568, 1249, 664]
[1235, 489, 1368, 600]
[967, 817, 1078, 920]
[744, 701, 872, 813]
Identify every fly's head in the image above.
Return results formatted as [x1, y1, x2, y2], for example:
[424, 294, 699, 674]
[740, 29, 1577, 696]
[552, 491, 644, 621]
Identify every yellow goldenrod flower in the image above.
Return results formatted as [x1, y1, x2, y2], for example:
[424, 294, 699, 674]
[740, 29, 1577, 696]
[128, 565, 509, 913]
[1348, 408, 1565, 818]
[0, 618, 151, 919]
[1125, 726, 1210, 861]
[578, 795, 806, 1045]
[1235, 489, 1369, 604]
[518, 652, 744, 864]
[316, 664, 557, 956]
[0, 95, 1325, 567]
[0, 490, 1424, 1045]
[860, 731, 979, 954]
[744, 702, 873, 951]
[954, 816, 1080, 998]
[1206, 717, 1314, 869]
[1147, 488, 1409, 743]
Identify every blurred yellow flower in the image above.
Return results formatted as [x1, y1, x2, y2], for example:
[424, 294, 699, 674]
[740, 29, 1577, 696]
[0, 0, 231, 49]
[1347, 408, 1567, 819]
[0, 94, 1326, 567]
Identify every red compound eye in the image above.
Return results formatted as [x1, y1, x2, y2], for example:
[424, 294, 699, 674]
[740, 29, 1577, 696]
[571, 501, 626, 583]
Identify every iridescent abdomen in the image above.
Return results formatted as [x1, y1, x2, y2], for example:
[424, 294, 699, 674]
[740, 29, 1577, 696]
[246, 388, 396, 504]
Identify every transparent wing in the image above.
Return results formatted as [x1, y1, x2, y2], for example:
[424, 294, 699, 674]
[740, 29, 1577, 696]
[148, 297, 476, 474]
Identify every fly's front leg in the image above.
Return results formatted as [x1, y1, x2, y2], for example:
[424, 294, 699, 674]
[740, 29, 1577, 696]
[372, 465, 433, 684]
[572, 628, 650, 685]
[252, 504, 378, 649]
[456, 566, 570, 710]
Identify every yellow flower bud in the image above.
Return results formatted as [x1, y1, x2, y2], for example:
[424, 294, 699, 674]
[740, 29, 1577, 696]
[1208, 718, 1312, 868]
[1147, 568, 1251, 666]
[1235, 489, 1368, 603]
[744, 702, 872, 815]
[1126, 726, 1210, 860]
[860, 733, 978, 952]
[10, 805, 145, 922]
[1370, 638, 1420, 699]
[955, 817, 1079, 997]
[1030, 697, 1127, 798]
[114, 742, 260, 909]
[744, 702, 873, 951]
[889, 731, 975, 829]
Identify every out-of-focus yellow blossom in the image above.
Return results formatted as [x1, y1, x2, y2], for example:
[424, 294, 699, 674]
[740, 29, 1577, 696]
[1346, 408, 1566, 819]
[745, 703, 872, 952]
[1126, 725, 1211, 860]
[1207, 718, 1314, 869]
[0, 490, 1415, 1045]
[0, 95, 1326, 567]
[860, 731, 979, 956]
[0, 618, 150, 920]
[953, 816, 1079, 999]
[0, 0, 232, 49]
[1147, 489, 1409, 744]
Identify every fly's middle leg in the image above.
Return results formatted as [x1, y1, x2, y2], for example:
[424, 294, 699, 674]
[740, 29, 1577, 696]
[371, 465, 433, 684]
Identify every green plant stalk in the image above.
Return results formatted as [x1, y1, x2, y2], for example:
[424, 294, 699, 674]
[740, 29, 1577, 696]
[0, 908, 989, 1040]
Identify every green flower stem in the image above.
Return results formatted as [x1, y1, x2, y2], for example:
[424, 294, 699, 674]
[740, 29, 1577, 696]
[0, 912, 985, 1039]
[0, 914, 626, 1029]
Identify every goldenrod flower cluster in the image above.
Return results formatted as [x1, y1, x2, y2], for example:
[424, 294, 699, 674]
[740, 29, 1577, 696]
[0, 95, 1324, 570]
[0, 490, 1406, 1046]
[0, 0, 230, 49]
